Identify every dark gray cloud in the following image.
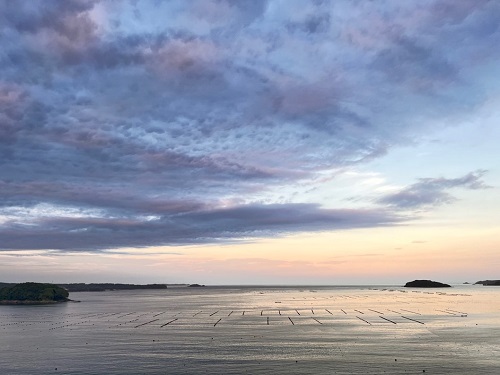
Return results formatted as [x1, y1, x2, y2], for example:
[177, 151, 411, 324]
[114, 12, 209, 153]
[0, 1, 498, 251]
[378, 170, 490, 209]
[0, 204, 403, 251]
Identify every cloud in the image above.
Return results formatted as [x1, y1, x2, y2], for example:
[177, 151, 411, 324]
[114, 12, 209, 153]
[0, 203, 404, 251]
[0, 1, 498, 251]
[377, 170, 490, 209]
[372, 35, 458, 92]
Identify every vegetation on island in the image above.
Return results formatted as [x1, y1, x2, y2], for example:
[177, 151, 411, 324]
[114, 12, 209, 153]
[404, 280, 451, 288]
[0, 282, 70, 304]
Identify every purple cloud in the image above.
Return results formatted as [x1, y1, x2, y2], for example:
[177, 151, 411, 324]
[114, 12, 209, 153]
[0, 203, 404, 251]
[378, 170, 490, 209]
[0, 1, 497, 251]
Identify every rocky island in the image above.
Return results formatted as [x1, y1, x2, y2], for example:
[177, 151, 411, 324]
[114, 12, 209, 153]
[475, 280, 500, 286]
[404, 280, 451, 288]
[0, 282, 71, 304]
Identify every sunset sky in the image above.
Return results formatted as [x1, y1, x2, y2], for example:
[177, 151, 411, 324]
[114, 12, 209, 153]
[1, 0, 499, 284]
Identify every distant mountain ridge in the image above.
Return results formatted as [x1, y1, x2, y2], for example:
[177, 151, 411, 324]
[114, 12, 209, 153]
[58, 283, 168, 292]
[1, 282, 169, 292]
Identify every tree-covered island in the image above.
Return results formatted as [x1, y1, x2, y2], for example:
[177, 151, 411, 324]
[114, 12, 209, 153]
[0, 282, 71, 304]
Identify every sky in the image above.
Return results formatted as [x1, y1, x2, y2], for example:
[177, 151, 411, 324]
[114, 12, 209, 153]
[0, 0, 499, 285]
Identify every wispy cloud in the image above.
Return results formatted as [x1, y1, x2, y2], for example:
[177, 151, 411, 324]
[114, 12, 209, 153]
[377, 170, 490, 209]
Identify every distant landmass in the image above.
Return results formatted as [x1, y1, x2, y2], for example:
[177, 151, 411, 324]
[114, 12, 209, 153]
[188, 284, 205, 287]
[0, 282, 199, 293]
[475, 280, 500, 286]
[0, 282, 70, 304]
[58, 283, 168, 292]
[404, 280, 451, 288]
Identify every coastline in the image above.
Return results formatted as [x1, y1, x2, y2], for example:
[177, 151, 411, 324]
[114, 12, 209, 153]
[0, 299, 74, 305]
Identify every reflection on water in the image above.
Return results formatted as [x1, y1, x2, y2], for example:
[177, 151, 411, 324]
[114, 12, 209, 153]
[1, 285, 499, 374]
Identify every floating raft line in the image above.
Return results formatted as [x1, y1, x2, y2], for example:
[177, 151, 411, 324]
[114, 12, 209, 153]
[213, 318, 222, 327]
[379, 316, 396, 324]
[295, 309, 301, 315]
[193, 311, 202, 317]
[312, 318, 322, 325]
[354, 309, 364, 314]
[160, 319, 178, 327]
[401, 316, 424, 324]
[152, 312, 167, 318]
[115, 317, 141, 327]
[356, 316, 371, 325]
[436, 309, 456, 315]
[116, 312, 136, 319]
[134, 319, 159, 328]
[341, 309, 347, 314]
[267, 317, 269, 325]
[388, 309, 401, 314]
[288, 317, 295, 325]
[446, 308, 467, 315]
[369, 309, 384, 314]
[325, 309, 333, 315]
[209, 311, 218, 317]
[228, 311, 233, 317]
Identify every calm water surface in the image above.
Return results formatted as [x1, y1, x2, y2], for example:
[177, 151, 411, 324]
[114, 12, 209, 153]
[1, 285, 499, 374]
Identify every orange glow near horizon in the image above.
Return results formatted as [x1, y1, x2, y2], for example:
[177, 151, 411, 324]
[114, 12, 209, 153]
[1, 225, 498, 285]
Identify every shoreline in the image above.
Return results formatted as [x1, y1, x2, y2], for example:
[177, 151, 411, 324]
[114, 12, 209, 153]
[0, 299, 75, 305]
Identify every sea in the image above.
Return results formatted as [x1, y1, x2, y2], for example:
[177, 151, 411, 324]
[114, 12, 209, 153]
[1, 285, 499, 374]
